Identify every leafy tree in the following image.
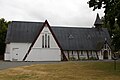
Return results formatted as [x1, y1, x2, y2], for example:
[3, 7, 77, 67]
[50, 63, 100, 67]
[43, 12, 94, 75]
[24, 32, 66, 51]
[0, 18, 10, 55]
[88, 0, 120, 51]
[88, 0, 120, 27]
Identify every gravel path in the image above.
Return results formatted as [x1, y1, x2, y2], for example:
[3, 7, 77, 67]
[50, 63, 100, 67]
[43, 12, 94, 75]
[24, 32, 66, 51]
[0, 61, 60, 70]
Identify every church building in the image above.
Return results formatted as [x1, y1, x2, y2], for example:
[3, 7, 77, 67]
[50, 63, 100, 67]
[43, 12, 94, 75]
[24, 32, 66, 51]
[4, 14, 112, 61]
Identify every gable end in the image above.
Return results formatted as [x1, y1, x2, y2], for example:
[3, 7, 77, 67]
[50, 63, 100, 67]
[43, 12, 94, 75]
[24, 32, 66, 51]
[23, 20, 67, 61]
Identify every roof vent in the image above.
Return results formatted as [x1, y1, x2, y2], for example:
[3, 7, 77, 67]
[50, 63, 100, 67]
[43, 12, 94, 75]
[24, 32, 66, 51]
[69, 34, 74, 39]
[87, 35, 91, 39]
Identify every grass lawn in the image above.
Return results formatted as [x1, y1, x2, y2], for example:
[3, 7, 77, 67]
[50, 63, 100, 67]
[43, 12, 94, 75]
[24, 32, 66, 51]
[0, 61, 120, 80]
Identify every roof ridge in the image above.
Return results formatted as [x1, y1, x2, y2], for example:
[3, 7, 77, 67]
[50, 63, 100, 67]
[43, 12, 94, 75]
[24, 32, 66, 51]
[51, 26, 108, 29]
[12, 21, 44, 23]
[51, 26, 92, 29]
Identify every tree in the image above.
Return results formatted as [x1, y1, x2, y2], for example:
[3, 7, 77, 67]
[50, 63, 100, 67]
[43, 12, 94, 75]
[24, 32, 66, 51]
[88, 0, 120, 27]
[0, 18, 10, 55]
[88, 0, 120, 51]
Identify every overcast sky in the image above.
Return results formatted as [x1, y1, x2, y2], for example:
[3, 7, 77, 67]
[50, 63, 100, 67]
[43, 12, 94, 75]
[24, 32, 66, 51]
[0, 0, 104, 27]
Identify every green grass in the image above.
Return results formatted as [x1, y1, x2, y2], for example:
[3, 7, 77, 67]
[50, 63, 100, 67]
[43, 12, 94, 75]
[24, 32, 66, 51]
[0, 61, 120, 80]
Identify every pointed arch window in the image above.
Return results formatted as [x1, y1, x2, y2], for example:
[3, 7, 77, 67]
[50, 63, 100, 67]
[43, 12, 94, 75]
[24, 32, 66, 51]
[45, 34, 47, 48]
[48, 35, 50, 48]
[42, 35, 44, 48]
[42, 34, 50, 48]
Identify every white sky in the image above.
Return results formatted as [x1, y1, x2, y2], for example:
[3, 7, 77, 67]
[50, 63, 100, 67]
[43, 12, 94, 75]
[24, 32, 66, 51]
[0, 0, 104, 27]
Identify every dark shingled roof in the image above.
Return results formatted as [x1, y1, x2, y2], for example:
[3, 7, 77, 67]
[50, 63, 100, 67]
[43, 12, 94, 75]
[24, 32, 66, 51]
[6, 21, 111, 51]
[5, 21, 44, 43]
[52, 27, 110, 50]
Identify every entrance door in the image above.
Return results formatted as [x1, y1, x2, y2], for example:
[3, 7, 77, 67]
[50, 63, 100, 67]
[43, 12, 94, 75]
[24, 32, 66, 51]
[12, 48, 19, 61]
[103, 50, 108, 59]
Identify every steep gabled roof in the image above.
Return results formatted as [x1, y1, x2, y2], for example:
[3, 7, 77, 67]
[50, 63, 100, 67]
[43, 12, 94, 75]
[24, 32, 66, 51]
[5, 21, 44, 43]
[6, 21, 111, 51]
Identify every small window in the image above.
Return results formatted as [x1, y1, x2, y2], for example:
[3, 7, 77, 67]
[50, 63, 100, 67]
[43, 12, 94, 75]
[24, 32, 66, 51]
[81, 51, 83, 55]
[42, 35, 44, 48]
[48, 35, 50, 48]
[42, 34, 50, 48]
[45, 34, 47, 48]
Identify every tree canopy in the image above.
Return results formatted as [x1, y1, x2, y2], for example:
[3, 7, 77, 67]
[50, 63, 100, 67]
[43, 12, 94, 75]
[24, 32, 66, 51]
[88, 0, 120, 27]
[88, 0, 120, 51]
[0, 18, 10, 55]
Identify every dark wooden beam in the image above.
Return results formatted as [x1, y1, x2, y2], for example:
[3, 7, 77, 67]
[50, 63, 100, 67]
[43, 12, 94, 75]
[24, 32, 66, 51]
[61, 51, 68, 61]
[67, 51, 70, 60]
[86, 51, 89, 59]
[96, 51, 99, 60]
[77, 51, 80, 60]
